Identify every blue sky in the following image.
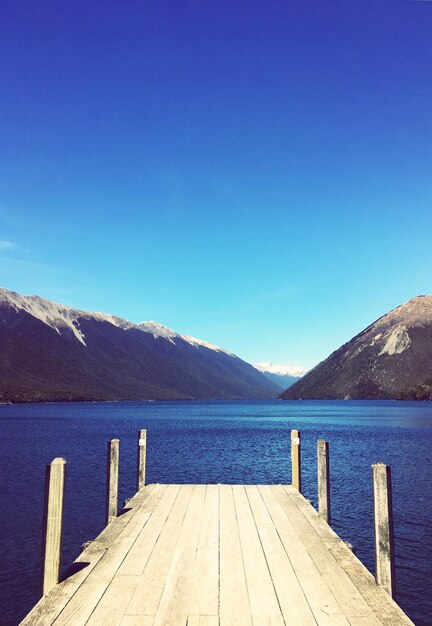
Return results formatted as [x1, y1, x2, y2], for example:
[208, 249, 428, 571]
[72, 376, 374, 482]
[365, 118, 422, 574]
[1, 1, 431, 369]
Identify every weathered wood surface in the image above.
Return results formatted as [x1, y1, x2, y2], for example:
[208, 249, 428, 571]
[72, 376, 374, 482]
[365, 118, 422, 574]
[372, 463, 396, 598]
[291, 429, 301, 492]
[106, 439, 120, 525]
[41, 458, 66, 596]
[137, 429, 147, 490]
[21, 484, 413, 626]
[317, 439, 331, 526]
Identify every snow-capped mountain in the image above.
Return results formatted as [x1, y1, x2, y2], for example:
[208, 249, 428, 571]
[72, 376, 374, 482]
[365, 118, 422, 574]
[254, 362, 308, 377]
[281, 295, 432, 400]
[253, 362, 308, 390]
[0, 288, 279, 402]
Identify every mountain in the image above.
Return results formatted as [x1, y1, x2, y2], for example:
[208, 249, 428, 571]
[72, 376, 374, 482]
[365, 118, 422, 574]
[0, 288, 280, 402]
[280, 296, 432, 400]
[253, 362, 307, 390]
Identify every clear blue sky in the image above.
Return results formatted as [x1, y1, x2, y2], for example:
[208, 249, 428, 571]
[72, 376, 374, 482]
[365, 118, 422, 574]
[1, 1, 431, 369]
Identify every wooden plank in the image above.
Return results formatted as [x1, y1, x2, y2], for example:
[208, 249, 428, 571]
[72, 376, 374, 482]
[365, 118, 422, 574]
[268, 486, 351, 626]
[137, 429, 147, 490]
[152, 485, 207, 626]
[126, 484, 194, 615]
[282, 485, 331, 539]
[317, 440, 331, 526]
[21, 549, 107, 626]
[51, 484, 169, 626]
[20, 486, 157, 626]
[281, 487, 359, 571]
[90, 485, 158, 551]
[107, 439, 120, 525]
[219, 485, 252, 626]
[21, 481, 414, 626]
[291, 429, 301, 492]
[120, 616, 154, 626]
[117, 484, 181, 576]
[188, 484, 219, 618]
[83, 485, 183, 621]
[298, 575, 354, 626]
[334, 539, 413, 625]
[280, 487, 379, 616]
[282, 485, 413, 625]
[250, 619, 285, 626]
[278, 487, 396, 625]
[348, 618, 386, 626]
[86, 575, 140, 626]
[41, 458, 66, 596]
[187, 617, 219, 626]
[233, 485, 281, 621]
[246, 485, 317, 626]
[328, 541, 414, 626]
[372, 463, 395, 598]
[265, 485, 351, 625]
[259, 486, 317, 578]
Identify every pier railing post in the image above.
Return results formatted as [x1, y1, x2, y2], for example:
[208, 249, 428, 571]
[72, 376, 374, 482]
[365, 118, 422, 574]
[317, 439, 331, 525]
[291, 429, 301, 492]
[106, 439, 120, 525]
[41, 457, 66, 596]
[137, 428, 147, 490]
[372, 463, 396, 598]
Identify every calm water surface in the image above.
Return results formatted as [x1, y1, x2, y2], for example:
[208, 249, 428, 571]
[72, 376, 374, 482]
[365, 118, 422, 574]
[0, 400, 431, 626]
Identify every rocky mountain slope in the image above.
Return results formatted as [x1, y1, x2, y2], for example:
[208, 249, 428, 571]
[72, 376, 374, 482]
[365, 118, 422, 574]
[280, 296, 432, 400]
[0, 288, 279, 402]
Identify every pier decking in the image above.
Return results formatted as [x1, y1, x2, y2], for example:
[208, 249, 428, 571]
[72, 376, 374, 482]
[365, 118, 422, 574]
[21, 482, 413, 626]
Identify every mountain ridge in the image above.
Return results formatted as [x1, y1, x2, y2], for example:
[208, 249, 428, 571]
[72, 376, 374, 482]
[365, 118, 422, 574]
[280, 295, 432, 400]
[0, 288, 279, 402]
[0, 288, 232, 353]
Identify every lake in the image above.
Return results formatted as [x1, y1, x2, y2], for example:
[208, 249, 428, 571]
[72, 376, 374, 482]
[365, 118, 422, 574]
[0, 400, 431, 626]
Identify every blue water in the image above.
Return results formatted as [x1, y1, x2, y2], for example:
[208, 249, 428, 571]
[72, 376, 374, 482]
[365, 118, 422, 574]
[0, 400, 431, 626]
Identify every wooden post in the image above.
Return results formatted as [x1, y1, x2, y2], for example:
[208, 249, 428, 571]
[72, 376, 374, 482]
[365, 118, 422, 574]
[137, 428, 147, 491]
[291, 429, 301, 492]
[106, 439, 120, 525]
[372, 463, 396, 598]
[41, 457, 66, 596]
[317, 439, 331, 525]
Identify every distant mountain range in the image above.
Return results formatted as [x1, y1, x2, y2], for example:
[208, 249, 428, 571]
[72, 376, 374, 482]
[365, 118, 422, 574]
[0, 288, 280, 402]
[280, 296, 432, 400]
[253, 362, 307, 390]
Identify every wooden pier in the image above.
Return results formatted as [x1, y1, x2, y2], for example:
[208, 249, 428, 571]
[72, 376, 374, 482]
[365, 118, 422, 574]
[20, 432, 414, 626]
